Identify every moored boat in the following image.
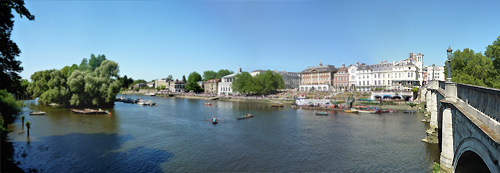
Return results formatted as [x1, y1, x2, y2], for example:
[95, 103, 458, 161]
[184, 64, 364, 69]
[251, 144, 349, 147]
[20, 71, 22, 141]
[204, 103, 212, 106]
[71, 109, 108, 114]
[29, 111, 46, 115]
[344, 109, 358, 113]
[403, 110, 417, 114]
[357, 109, 377, 114]
[315, 112, 328, 115]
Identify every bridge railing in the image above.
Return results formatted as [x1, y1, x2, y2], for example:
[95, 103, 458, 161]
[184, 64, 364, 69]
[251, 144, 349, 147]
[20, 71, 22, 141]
[457, 83, 500, 121]
[439, 81, 446, 90]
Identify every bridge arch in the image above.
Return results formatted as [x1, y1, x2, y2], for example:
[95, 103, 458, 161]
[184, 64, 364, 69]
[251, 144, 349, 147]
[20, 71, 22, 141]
[454, 137, 497, 173]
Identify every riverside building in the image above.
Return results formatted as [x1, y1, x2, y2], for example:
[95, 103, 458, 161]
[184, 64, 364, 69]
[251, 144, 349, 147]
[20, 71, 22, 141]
[299, 62, 338, 92]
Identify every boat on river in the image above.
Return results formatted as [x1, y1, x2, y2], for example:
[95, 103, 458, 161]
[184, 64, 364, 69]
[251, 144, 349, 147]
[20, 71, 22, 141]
[71, 109, 108, 114]
[344, 109, 358, 113]
[315, 112, 328, 116]
[29, 111, 46, 115]
[403, 110, 417, 114]
[237, 114, 254, 120]
[138, 100, 156, 106]
[212, 117, 218, 125]
[204, 103, 212, 106]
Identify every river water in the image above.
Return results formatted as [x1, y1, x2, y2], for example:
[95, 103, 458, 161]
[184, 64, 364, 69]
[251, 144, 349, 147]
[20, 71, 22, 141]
[8, 95, 440, 172]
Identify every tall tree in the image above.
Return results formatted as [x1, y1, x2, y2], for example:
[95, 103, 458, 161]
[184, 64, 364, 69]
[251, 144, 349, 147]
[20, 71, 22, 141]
[485, 36, 500, 73]
[0, 1, 35, 92]
[216, 69, 233, 79]
[187, 72, 202, 83]
[446, 48, 498, 88]
[185, 72, 203, 92]
[203, 70, 217, 81]
[232, 72, 253, 94]
[167, 75, 173, 81]
[182, 75, 186, 83]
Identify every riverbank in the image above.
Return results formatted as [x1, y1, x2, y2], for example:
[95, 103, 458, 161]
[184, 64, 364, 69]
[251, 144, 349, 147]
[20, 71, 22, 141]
[1, 117, 24, 172]
[175, 95, 295, 105]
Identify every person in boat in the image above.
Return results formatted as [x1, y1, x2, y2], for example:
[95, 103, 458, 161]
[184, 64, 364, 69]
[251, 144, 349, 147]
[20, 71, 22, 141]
[212, 116, 217, 123]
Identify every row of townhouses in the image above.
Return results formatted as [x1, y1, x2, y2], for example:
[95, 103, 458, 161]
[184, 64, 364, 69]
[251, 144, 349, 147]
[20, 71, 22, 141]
[151, 52, 445, 95]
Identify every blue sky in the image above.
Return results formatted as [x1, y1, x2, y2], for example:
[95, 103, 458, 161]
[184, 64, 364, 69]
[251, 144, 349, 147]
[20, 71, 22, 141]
[12, 0, 500, 81]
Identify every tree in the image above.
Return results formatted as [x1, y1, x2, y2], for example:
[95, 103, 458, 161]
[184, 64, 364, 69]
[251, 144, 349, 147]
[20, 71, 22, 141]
[30, 55, 122, 108]
[0, 1, 35, 92]
[182, 75, 186, 83]
[203, 70, 217, 81]
[446, 48, 499, 88]
[79, 58, 89, 71]
[88, 54, 107, 71]
[185, 72, 203, 92]
[167, 75, 173, 81]
[185, 82, 203, 93]
[232, 72, 253, 94]
[485, 36, 500, 73]
[217, 69, 233, 79]
[187, 72, 202, 83]
[158, 85, 166, 90]
[232, 70, 284, 95]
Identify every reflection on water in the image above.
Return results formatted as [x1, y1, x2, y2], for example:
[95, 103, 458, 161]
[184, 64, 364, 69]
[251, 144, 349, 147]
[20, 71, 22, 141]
[8, 95, 440, 172]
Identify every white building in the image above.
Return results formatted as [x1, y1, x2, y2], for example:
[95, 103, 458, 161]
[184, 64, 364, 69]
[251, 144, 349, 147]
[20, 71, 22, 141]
[349, 52, 424, 92]
[250, 70, 266, 77]
[218, 67, 242, 96]
[424, 65, 445, 83]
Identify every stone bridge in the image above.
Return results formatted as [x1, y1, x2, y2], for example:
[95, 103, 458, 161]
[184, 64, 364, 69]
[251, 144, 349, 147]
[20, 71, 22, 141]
[422, 80, 500, 172]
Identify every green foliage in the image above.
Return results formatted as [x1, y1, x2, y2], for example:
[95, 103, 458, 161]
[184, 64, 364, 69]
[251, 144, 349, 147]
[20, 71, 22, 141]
[29, 55, 121, 108]
[187, 72, 202, 83]
[0, 1, 35, 92]
[118, 75, 134, 89]
[233, 70, 284, 95]
[407, 103, 417, 107]
[217, 69, 234, 79]
[411, 87, 419, 93]
[0, 89, 23, 117]
[203, 70, 217, 81]
[486, 36, 500, 73]
[446, 48, 500, 88]
[167, 75, 173, 81]
[182, 75, 187, 83]
[432, 162, 440, 173]
[185, 82, 203, 93]
[88, 54, 107, 71]
[158, 85, 166, 90]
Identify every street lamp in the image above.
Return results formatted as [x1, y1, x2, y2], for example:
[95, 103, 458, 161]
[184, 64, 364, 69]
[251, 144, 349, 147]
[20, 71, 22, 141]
[446, 45, 453, 82]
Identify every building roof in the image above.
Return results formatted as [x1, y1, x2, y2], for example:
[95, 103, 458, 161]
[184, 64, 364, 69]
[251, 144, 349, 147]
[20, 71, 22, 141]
[300, 62, 338, 74]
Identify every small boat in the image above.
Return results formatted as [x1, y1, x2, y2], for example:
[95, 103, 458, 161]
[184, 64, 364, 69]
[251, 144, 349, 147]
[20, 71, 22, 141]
[212, 118, 218, 125]
[71, 109, 108, 114]
[271, 104, 284, 107]
[145, 92, 156, 96]
[344, 109, 358, 113]
[315, 112, 328, 115]
[403, 110, 417, 114]
[387, 109, 398, 113]
[138, 100, 156, 106]
[357, 109, 377, 114]
[29, 111, 46, 115]
[204, 103, 212, 106]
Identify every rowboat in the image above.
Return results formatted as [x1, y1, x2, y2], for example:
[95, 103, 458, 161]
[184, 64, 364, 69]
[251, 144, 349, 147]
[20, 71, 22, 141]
[71, 109, 108, 114]
[344, 109, 358, 113]
[204, 103, 212, 106]
[212, 118, 218, 125]
[357, 109, 377, 114]
[29, 111, 46, 115]
[315, 112, 328, 115]
[237, 114, 254, 120]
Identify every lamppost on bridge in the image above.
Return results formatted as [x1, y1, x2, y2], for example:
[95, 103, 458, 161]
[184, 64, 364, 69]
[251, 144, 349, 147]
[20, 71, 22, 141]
[432, 64, 435, 81]
[446, 45, 453, 83]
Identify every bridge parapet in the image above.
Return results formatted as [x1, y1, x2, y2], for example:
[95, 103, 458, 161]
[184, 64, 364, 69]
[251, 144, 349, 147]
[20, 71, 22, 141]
[439, 81, 446, 90]
[457, 83, 500, 121]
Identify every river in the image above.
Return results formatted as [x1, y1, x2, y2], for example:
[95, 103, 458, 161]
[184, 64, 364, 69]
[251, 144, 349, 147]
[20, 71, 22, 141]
[8, 95, 440, 172]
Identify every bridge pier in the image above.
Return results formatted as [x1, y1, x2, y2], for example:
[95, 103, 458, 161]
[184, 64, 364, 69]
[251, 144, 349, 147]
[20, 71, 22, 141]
[440, 107, 454, 172]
